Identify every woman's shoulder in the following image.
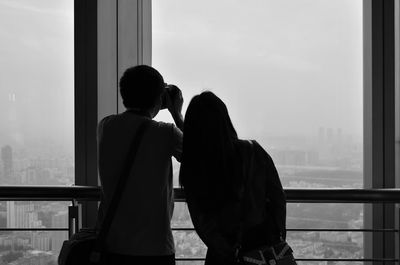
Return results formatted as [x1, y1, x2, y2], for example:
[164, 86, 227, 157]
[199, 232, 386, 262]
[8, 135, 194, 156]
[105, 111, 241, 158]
[235, 139, 263, 151]
[236, 139, 274, 162]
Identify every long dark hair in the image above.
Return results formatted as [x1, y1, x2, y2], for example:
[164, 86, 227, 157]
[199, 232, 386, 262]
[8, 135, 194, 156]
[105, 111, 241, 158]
[179, 91, 240, 212]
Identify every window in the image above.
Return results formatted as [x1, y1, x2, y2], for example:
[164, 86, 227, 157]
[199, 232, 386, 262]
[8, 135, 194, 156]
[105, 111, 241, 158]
[0, 1, 74, 263]
[153, 0, 363, 262]
[0, 0, 74, 186]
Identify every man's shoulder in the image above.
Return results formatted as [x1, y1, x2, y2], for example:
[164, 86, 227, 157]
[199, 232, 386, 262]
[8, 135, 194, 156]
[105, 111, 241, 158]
[98, 114, 179, 136]
[152, 120, 176, 130]
[97, 115, 117, 131]
[99, 114, 117, 125]
[150, 120, 182, 139]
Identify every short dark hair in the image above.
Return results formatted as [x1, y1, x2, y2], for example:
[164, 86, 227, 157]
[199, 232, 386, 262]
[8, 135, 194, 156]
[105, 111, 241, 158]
[119, 65, 165, 109]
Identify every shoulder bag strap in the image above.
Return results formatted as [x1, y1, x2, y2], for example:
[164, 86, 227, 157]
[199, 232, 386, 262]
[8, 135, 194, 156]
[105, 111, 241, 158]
[93, 119, 151, 255]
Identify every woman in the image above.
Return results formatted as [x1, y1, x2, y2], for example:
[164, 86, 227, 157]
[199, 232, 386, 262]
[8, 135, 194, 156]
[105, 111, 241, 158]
[179, 91, 287, 264]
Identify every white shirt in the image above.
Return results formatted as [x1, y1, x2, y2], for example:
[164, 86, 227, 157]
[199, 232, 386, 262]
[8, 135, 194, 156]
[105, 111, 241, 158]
[97, 111, 182, 256]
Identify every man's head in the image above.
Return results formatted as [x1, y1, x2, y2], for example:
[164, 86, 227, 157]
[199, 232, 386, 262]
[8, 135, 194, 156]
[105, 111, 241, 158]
[119, 65, 165, 113]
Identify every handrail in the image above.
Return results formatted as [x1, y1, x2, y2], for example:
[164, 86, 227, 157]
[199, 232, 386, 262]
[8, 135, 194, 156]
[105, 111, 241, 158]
[0, 185, 101, 201]
[0, 186, 400, 203]
[285, 188, 400, 203]
[176, 187, 400, 203]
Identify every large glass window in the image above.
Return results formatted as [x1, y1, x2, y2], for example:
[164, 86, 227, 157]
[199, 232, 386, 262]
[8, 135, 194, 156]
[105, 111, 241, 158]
[0, 0, 74, 186]
[0, 1, 73, 263]
[153, 0, 363, 263]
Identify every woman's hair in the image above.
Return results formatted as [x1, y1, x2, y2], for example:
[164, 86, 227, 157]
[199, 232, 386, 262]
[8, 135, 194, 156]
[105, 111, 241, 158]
[179, 91, 240, 212]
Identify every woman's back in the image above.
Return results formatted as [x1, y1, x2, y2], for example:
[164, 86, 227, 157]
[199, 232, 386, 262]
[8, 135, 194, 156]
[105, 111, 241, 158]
[234, 140, 286, 249]
[193, 140, 286, 250]
[180, 91, 287, 264]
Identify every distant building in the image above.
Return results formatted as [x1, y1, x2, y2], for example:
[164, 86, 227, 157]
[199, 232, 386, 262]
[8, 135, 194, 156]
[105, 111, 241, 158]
[31, 232, 51, 251]
[336, 128, 343, 144]
[326, 128, 334, 143]
[1, 145, 13, 183]
[270, 149, 319, 166]
[14, 250, 54, 265]
[306, 150, 319, 165]
[0, 236, 13, 247]
[318, 127, 325, 143]
[51, 211, 68, 252]
[21, 167, 37, 184]
[7, 202, 42, 228]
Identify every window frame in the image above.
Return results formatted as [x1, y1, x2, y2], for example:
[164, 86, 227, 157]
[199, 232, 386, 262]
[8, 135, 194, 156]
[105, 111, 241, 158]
[363, 0, 397, 263]
[74, 0, 151, 227]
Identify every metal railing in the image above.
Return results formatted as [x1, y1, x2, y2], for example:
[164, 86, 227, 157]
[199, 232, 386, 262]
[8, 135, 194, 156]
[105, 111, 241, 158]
[0, 186, 399, 263]
[0, 186, 101, 239]
[1, 185, 399, 202]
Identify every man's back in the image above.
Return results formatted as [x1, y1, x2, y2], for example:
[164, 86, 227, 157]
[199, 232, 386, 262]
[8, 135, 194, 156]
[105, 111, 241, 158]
[98, 111, 182, 255]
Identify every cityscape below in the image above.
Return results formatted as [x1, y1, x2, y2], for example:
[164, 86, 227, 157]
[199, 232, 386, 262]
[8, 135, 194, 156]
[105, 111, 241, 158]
[0, 127, 363, 264]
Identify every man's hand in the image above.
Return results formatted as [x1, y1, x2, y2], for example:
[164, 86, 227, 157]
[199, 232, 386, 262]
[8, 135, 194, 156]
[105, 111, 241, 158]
[165, 85, 184, 130]
[165, 85, 183, 115]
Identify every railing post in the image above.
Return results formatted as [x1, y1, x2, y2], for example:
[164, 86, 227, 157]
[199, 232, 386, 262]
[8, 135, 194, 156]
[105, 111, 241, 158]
[68, 200, 82, 238]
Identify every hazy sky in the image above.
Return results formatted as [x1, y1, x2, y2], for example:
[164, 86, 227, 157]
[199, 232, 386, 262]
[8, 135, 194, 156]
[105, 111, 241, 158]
[0, 0, 362, 152]
[0, 0, 74, 151]
[153, 0, 363, 140]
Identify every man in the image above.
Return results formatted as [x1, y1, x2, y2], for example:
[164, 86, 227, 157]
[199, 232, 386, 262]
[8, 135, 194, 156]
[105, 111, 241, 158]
[97, 65, 183, 265]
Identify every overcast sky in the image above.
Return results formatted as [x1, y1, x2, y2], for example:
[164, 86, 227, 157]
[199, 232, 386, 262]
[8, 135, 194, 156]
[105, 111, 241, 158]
[0, 0, 362, 152]
[0, 0, 74, 151]
[153, 0, 363, 140]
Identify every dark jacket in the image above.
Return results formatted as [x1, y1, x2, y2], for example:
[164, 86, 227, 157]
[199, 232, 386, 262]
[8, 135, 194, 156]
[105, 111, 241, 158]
[186, 140, 287, 263]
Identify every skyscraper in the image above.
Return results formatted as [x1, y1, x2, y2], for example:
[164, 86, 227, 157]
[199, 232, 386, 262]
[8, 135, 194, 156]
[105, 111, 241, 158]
[1, 145, 13, 183]
[7, 201, 42, 228]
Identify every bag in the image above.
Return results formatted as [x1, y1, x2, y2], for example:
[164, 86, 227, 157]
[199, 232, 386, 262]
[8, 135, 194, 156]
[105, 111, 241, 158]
[58, 228, 101, 265]
[58, 120, 150, 265]
[236, 141, 297, 265]
[240, 241, 296, 265]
